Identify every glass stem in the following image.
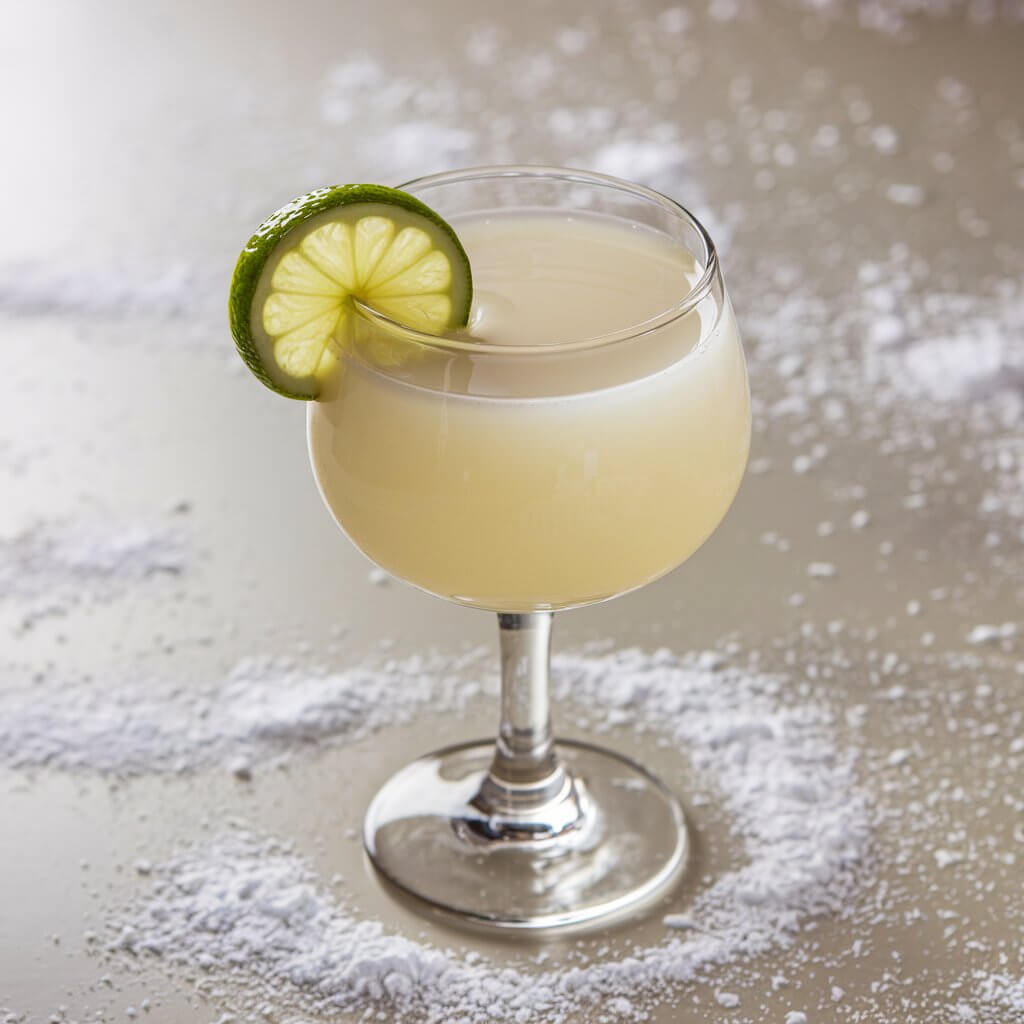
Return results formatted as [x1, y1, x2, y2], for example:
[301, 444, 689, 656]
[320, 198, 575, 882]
[472, 612, 582, 837]
[493, 611, 559, 784]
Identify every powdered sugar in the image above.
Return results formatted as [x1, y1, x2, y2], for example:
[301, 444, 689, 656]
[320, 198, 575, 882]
[976, 973, 1024, 1016]
[0, 262, 198, 319]
[0, 519, 186, 628]
[946, 972, 1024, 1022]
[588, 139, 690, 186]
[0, 652, 482, 775]
[747, 256, 1024, 418]
[795, 0, 1024, 37]
[100, 648, 871, 1022]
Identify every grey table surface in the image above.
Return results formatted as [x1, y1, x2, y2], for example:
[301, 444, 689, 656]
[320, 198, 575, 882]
[1, 1, 1022, 1021]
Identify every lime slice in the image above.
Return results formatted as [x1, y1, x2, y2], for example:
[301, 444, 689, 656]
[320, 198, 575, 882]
[229, 184, 472, 400]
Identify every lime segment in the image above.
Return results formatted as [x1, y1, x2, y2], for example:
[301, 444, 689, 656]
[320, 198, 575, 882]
[229, 184, 472, 400]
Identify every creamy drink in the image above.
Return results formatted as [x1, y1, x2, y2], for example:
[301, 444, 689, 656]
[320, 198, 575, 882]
[230, 167, 751, 930]
[308, 210, 750, 611]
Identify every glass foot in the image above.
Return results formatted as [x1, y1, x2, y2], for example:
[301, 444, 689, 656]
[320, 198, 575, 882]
[364, 739, 688, 931]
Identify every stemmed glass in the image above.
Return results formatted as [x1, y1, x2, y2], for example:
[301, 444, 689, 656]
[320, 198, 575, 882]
[307, 166, 750, 930]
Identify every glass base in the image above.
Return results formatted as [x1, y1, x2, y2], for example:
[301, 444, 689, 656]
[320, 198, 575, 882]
[364, 739, 688, 931]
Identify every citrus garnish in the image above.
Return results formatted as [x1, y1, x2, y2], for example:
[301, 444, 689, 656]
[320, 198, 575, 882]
[228, 184, 472, 399]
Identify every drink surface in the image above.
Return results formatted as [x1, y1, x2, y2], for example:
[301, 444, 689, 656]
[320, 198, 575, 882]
[308, 210, 751, 611]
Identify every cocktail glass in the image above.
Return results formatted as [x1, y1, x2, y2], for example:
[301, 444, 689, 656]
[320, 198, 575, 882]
[308, 166, 751, 930]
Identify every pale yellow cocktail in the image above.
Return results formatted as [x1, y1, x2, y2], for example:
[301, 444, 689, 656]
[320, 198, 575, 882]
[308, 210, 750, 611]
[230, 166, 752, 929]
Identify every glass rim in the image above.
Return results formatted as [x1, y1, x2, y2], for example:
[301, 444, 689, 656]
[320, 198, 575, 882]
[352, 164, 721, 358]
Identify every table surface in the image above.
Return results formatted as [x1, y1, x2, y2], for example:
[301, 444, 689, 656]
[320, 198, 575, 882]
[2, 1, 1023, 1021]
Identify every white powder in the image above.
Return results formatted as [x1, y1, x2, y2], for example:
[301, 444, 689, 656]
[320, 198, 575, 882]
[750, 260, 1024, 415]
[588, 139, 689, 186]
[372, 121, 480, 182]
[0, 652, 483, 775]
[555, 26, 591, 56]
[806, 561, 838, 579]
[0, 521, 185, 594]
[946, 972, 1024, 1022]
[795, 0, 1024, 37]
[0, 519, 186, 628]
[95, 648, 870, 1022]
[966, 623, 1018, 645]
[976, 973, 1024, 1016]
[744, 247, 1024, 546]
[0, 262, 200, 319]
[885, 182, 927, 206]
[933, 848, 965, 869]
[901, 331, 1012, 403]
